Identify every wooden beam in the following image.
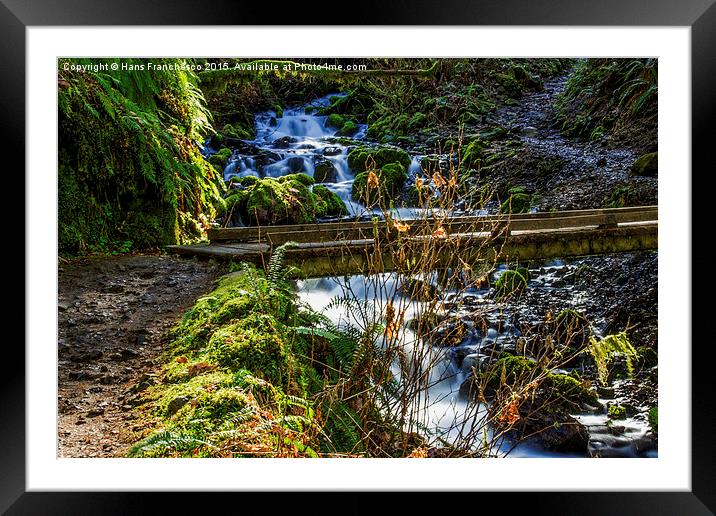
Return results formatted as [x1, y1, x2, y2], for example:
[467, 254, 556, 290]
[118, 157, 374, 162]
[208, 206, 658, 243]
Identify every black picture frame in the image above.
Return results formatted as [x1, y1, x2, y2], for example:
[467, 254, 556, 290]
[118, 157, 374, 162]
[6, 1, 714, 514]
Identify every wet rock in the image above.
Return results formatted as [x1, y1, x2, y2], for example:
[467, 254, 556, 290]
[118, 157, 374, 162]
[427, 319, 467, 347]
[286, 156, 307, 173]
[313, 157, 338, 183]
[514, 398, 589, 453]
[322, 146, 342, 156]
[272, 136, 297, 149]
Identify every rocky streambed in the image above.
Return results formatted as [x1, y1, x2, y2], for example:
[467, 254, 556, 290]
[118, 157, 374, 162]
[297, 251, 658, 458]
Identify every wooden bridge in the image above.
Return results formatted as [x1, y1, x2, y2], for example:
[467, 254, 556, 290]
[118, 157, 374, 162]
[167, 205, 658, 277]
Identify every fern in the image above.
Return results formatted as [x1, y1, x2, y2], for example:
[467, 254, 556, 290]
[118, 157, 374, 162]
[127, 430, 213, 457]
[267, 241, 298, 286]
[588, 332, 638, 386]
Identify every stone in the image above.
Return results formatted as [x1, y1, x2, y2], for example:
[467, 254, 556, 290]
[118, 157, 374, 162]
[313, 157, 338, 183]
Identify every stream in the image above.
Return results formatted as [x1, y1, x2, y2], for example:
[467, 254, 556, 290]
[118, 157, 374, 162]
[204, 77, 657, 458]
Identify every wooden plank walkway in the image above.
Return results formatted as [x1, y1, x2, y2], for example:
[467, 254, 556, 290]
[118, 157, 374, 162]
[167, 206, 658, 277]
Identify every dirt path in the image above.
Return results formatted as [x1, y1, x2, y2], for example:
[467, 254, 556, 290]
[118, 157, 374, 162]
[57, 253, 224, 457]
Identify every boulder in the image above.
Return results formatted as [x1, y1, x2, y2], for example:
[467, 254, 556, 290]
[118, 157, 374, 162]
[313, 157, 338, 183]
[630, 152, 658, 177]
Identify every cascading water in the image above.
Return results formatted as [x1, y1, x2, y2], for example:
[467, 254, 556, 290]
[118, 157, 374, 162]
[215, 93, 370, 218]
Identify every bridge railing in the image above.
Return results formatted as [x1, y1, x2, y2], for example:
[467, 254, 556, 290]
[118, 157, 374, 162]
[207, 205, 658, 247]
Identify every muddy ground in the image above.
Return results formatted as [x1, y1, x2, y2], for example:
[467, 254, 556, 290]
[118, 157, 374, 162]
[57, 254, 224, 457]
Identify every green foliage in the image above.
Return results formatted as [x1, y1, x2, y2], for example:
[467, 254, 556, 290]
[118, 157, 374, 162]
[267, 241, 299, 286]
[556, 58, 657, 141]
[58, 58, 224, 255]
[604, 184, 638, 209]
[321, 400, 364, 454]
[461, 139, 485, 169]
[588, 332, 639, 386]
[128, 430, 214, 458]
[129, 262, 376, 458]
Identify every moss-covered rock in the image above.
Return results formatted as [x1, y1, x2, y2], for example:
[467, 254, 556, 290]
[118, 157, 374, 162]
[494, 269, 528, 297]
[313, 185, 347, 217]
[336, 120, 359, 137]
[326, 113, 345, 129]
[608, 403, 627, 420]
[460, 139, 485, 169]
[221, 174, 346, 226]
[347, 145, 411, 173]
[500, 193, 531, 214]
[630, 152, 658, 177]
[545, 373, 600, 408]
[351, 162, 407, 205]
[208, 147, 232, 169]
[554, 309, 590, 347]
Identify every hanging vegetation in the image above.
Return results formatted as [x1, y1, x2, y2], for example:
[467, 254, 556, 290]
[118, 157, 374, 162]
[58, 58, 225, 255]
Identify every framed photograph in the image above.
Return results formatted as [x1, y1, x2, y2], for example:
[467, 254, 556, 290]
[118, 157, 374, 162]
[8, 0, 713, 513]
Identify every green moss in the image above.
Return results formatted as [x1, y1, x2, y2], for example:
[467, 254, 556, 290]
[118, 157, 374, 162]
[245, 175, 314, 225]
[277, 173, 315, 187]
[347, 145, 411, 172]
[313, 185, 347, 217]
[494, 269, 528, 297]
[275, 104, 284, 118]
[475, 354, 537, 393]
[326, 113, 345, 129]
[630, 152, 658, 177]
[336, 120, 359, 137]
[546, 373, 599, 407]
[351, 162, 407, 204]
[208, 147, 232, 168]
[500, 193, 531, 214]
[608, 403, 627, 420]
[206, 316, 290, 386]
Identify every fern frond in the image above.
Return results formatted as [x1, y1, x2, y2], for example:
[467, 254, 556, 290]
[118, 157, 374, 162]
[588, 332, 638, 385]
[127, 430, 213, 457]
